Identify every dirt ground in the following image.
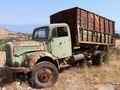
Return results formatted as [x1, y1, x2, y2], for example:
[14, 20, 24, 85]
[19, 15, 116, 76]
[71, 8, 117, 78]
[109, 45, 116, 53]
[0, 48, 120, 90]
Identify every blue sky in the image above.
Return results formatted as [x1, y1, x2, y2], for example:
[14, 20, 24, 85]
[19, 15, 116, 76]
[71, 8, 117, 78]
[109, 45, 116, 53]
[0, 0, 119, 33]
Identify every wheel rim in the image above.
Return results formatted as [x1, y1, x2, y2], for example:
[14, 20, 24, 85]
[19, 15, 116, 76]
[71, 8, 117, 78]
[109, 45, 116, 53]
[37, 68, 53, 83]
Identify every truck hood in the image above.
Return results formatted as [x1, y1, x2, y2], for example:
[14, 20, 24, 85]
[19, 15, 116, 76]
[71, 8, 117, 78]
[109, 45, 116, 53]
[11, 40, 48, 56]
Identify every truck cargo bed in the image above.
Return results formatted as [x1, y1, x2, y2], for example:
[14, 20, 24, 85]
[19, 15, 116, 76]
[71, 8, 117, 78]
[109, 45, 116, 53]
[50, 7, 115, 47]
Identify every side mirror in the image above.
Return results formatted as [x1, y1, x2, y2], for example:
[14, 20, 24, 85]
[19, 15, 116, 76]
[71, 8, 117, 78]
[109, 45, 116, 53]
[48, 37, 54, 42]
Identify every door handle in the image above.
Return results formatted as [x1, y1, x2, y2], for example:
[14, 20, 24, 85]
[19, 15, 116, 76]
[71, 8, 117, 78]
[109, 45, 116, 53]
[51, 39, 54, 42]
[59, 42, 62, 45]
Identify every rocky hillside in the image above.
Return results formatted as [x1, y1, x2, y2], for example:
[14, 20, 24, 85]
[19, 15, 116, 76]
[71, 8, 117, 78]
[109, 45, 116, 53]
[0, 27, 13, 40]
[0, 27, 29, 40]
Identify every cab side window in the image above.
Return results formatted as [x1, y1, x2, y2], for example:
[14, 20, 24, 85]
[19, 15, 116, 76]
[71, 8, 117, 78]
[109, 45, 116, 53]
[52, 27, 68, 37]
[52, 28, 57, 37]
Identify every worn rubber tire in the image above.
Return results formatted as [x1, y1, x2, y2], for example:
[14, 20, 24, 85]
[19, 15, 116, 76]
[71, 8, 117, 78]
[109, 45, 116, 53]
[31, 61, 59, 89]
[92, 53, 104, 66]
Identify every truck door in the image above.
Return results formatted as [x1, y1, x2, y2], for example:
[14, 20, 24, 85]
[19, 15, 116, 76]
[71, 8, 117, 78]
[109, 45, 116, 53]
[50, 26, 72, 58]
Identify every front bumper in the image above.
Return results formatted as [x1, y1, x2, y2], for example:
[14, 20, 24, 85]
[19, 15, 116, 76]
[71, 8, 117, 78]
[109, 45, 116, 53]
[0, 66, 31, 74]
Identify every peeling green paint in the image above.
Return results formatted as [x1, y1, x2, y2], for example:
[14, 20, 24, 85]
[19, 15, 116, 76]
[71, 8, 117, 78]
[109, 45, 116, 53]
[6, 24, 72, 67]
[49, 37, 72, 58]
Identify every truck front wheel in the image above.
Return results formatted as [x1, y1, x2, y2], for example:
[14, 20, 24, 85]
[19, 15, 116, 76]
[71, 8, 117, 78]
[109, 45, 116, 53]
[30, 61, 59, 88]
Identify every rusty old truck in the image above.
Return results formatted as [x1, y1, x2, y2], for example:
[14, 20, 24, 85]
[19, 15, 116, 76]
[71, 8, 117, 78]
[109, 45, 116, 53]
[0, 7, 115, 88]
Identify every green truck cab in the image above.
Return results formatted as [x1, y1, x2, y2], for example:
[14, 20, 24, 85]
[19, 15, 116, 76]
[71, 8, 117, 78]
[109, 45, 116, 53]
[5, 23, 72, 88]
[6, 23, 72, 67]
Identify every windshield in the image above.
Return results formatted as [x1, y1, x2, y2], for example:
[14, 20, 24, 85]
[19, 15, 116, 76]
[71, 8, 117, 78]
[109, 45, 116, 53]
[33, 26, 49, 40]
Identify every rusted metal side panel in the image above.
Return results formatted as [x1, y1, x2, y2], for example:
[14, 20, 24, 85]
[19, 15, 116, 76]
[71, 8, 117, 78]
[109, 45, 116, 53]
[109, 21, 113, 34]
[100, 17, 105, 33]
[95, 15, 100, 32]
[80, 9, 88, 30]
[109, 21, 115, 35]
[88, 13, 94, 31]
[50, 7, 115, 46]
[105, 19, 109, 33]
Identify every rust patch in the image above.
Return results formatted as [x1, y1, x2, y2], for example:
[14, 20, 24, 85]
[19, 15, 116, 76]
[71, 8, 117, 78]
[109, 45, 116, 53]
[24, 52, 41, 66]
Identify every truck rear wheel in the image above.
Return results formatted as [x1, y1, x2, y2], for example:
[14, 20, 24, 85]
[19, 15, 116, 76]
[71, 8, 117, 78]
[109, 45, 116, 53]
[92, 51, 107, 66]
[30, 61, 59, 88]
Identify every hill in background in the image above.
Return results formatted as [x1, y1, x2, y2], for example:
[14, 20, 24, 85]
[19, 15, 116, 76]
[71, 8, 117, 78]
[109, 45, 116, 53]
[0, 27, 30, 40]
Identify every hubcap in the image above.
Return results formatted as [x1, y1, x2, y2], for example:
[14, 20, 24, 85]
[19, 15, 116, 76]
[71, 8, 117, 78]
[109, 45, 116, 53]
[37, 68, 53, 83]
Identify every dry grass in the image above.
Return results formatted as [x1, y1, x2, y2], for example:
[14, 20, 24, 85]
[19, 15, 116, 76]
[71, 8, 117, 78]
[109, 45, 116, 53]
[42, 48, 120, 90]
[1, 48, 120, 90]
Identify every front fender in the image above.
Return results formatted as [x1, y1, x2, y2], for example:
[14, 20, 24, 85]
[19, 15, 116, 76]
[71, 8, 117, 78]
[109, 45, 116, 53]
[24, 51, 57, 66]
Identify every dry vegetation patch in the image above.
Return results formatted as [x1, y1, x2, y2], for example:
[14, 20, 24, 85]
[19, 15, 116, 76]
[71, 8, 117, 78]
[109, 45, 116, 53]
[1, 48, 120, 90]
